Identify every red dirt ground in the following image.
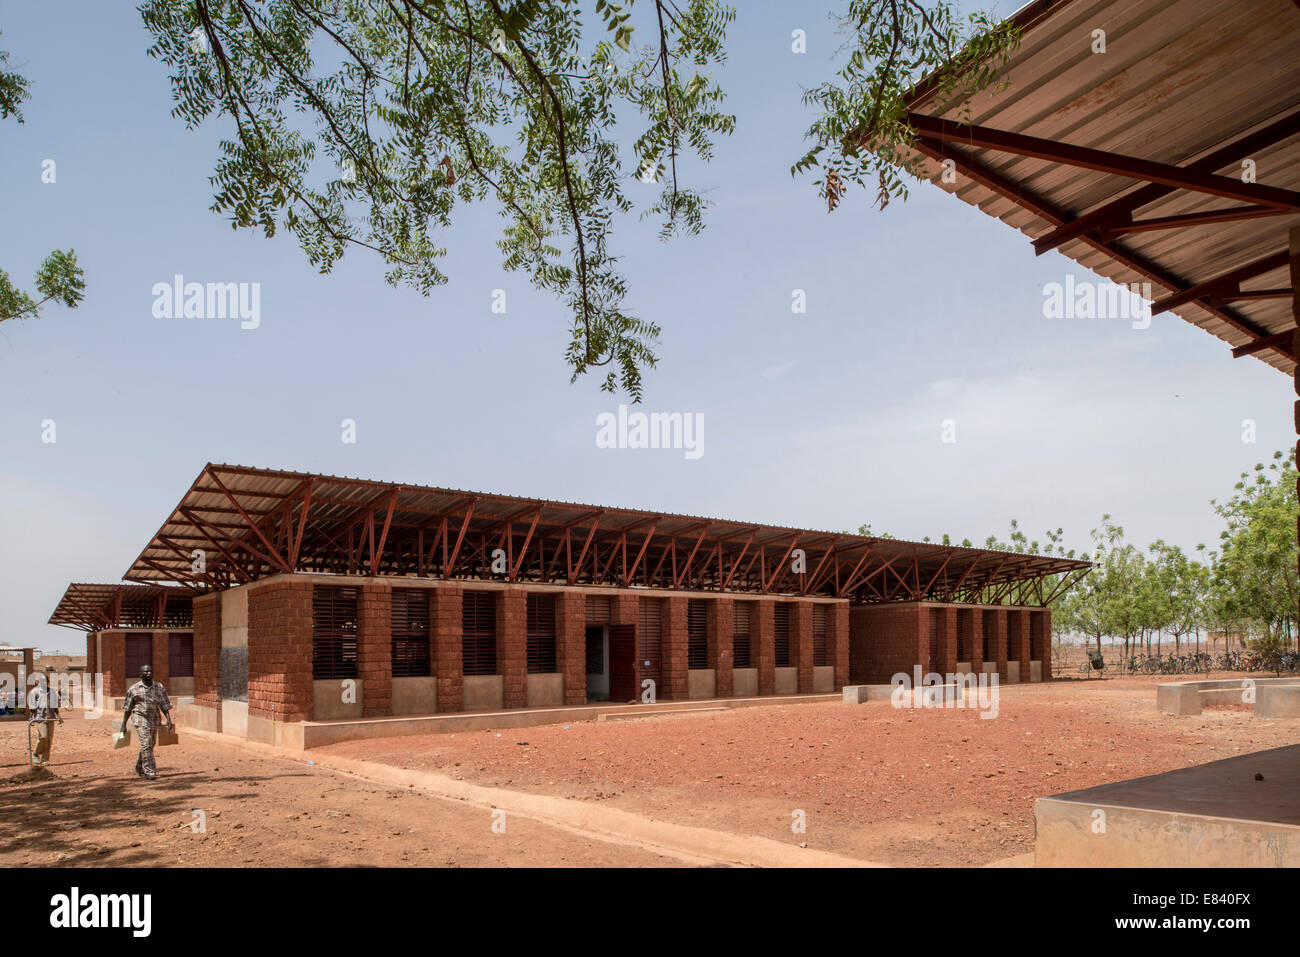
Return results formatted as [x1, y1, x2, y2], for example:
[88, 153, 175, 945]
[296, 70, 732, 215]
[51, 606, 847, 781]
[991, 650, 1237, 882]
[0, 718, 678, 867]
[320, 674, 1300, 866]
[4, 674, 1295, 867]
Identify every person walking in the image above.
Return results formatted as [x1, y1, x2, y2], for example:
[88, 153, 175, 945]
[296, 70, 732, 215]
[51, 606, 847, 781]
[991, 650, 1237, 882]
[120, 665, 173, 780]
[29, 671, 62, 765]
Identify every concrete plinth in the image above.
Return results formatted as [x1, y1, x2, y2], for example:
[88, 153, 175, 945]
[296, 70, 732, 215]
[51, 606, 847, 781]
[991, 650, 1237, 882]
[1035, 744, 1300, 867]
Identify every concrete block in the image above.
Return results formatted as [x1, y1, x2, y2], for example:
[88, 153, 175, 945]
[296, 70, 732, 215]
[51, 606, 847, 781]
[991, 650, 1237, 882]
[1257, 683, 1300, 719]
[1157, 682, 1201, 716]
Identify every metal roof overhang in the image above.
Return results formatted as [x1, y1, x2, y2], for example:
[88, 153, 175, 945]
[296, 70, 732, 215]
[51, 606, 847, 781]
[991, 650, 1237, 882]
[899, 0, 1300, 372]
[48, 582, 195, 632]
[121, 464, 1090, 606]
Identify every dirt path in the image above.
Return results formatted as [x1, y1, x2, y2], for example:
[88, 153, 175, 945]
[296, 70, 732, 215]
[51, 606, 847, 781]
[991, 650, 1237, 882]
[0, 716, 681, 867]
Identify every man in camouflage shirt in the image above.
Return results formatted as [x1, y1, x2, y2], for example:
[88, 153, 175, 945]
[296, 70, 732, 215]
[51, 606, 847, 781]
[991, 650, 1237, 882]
[120, 665, 173, 780]
[29, 670, 63, 765]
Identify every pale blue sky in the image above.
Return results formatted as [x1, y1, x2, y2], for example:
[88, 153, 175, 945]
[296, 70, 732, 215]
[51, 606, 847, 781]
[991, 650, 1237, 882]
[1, 1, 1290, 652]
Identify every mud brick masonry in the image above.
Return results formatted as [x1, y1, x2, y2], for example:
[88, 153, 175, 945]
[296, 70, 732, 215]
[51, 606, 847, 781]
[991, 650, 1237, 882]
[53, 464, 1084, 740]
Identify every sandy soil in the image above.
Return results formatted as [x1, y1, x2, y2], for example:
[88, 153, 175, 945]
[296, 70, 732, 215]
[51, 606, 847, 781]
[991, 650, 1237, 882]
[0, 717, 679, 867]
[318, 675, 1300, 867]
[4, 675, 1296, 868]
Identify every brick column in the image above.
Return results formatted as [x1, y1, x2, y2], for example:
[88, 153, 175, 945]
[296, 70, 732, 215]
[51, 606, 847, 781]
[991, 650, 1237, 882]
[991, 609, 1008, 682]
[1040, 609, 1053, 680]
[358, 582, 392, 717]
[500, 587, 527, 708]
[192, 594, 221, 709]
[102, 633, 126, 699]
[794, 601, 814, 693]
[86, 633, 96, 680]
[555, 590, 587, 705]
[938, 606, 957, 676]
[828, 601, 849, 689]
[151, 631, 170, 686]
[247, 578, 313, 722]
[1009, 609, 1031, 672]
[431, 583, 463, 713]
[663, 596, 689, 700]
[754, 599, 775, 696]
[970, 609, 985, 676]
[708, 597, 734, 697]
[612, 593, 637, 626]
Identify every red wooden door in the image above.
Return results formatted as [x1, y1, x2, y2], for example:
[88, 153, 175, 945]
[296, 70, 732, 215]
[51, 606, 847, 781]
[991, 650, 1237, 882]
[608, 624, 636, 702]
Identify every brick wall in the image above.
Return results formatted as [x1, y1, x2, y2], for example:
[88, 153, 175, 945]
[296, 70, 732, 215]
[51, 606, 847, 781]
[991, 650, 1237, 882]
[850, 603, 923, 684]
[500, 587, 527, 708]
[431, 583, 463, 712]
[358, 582, 392, 717]
[708, 597, 734, 697]
[192, 592, 221, 709]
[86, 632, 96, 679]
[555, 590, 587, 705]
[247, 579, 313, 722]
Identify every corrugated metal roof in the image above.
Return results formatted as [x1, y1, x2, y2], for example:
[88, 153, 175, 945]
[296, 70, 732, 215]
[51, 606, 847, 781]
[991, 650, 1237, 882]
[906, 0, 1300, 372]
[47, 582, 194, 632]
[121, 464, 1089, 604]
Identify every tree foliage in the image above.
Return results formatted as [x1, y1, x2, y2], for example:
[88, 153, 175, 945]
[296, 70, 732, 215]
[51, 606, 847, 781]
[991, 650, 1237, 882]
[792, 0, 1018, 211]
[139, 0, 738, 399]
[0, 33, 87, 325]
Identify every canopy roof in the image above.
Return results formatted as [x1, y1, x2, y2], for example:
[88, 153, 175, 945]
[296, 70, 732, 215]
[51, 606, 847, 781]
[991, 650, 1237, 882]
[122, 464, 1088, 606]
[48, 583, 194, 632]
[903, 0, 1300, 371]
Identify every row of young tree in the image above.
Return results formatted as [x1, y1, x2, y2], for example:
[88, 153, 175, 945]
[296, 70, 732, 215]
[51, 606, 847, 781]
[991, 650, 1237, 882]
[1055, 451, 1299, 662]
[869, 450, 1299, 661]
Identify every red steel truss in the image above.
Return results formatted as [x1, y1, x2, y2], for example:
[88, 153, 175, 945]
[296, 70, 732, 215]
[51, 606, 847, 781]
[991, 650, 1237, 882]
[121, 464, 1089, 606]
[48, 582, 195, 632]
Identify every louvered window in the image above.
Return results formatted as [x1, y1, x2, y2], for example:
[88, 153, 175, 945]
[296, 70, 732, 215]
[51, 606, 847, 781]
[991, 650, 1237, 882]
[733, 602, 752, 668]
[956, 609, 969, 661]
[125, 634, 152, 677]
[526, 593, 557, 674]
[687, 599, 708, 670]
[812, 605, 828, 667]
[391, 589, 431, 677]
[462, 591, 497, 676]
[774, 603, 792, 668]
[313, 587, 358, 680]
[169, 633, 194, 677]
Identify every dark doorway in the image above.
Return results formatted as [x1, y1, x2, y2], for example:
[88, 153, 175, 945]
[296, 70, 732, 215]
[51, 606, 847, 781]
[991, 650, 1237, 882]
[585, 625, 609, 700]
[608, 624, 636, 702]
